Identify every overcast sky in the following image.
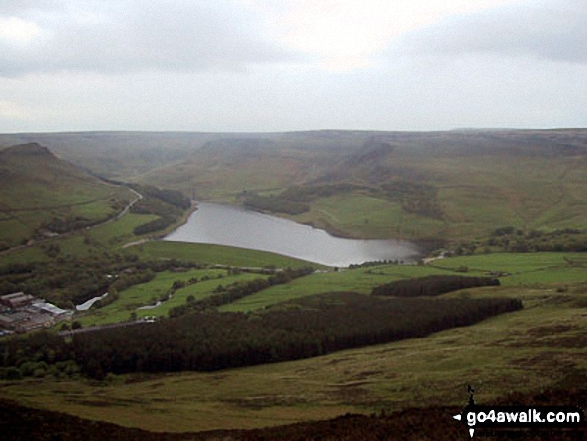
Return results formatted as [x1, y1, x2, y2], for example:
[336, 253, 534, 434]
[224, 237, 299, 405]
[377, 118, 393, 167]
[1, 0, 586, 133]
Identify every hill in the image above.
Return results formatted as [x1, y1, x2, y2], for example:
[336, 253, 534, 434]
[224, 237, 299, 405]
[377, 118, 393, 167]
[0, 131, 586, 439]
[1, 377, 585, 440]
[0, 143, 134, 250]
[162, 129, 587, 242]
[1, 130, 587, 243]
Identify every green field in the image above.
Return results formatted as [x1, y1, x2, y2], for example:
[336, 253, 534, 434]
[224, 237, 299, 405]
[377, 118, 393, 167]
[289, 194, 446, 239]
[78, 269, 271, 326]
[131, 131, 587, 242]
[430, 252, 587, 286]
[3, 131, 587, 243]
[1, 131, 587, 436]
[0, 212, 159, 266]
[221, 252, 587, 312]
[3, 281, 585, 432]
[50, 213, 160, 257]
[220, 265, 456, 312]
[132, 241, 320, 269]
[0, 143, 135, 249]
[65, 249, 587, 323]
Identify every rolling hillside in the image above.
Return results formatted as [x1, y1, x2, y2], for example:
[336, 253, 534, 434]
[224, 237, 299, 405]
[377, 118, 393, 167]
[0, 143, 134, 250]
[0, 132, 586, 438]
[1, 130, 587, 243]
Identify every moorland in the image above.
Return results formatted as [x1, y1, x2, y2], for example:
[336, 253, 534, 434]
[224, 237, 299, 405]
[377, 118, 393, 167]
[0, 130, 586, 440]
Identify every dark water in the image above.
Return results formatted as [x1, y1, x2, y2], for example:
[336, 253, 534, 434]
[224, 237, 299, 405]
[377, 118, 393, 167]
[164, 202, 421, 267]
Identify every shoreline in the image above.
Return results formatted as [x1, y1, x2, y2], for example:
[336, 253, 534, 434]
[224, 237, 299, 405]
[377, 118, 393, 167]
[159, 201, 425, 266]
[207, 200, 440, 256]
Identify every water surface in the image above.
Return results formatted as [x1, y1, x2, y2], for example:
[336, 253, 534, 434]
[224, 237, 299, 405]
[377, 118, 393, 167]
[164, 202, 421, 267]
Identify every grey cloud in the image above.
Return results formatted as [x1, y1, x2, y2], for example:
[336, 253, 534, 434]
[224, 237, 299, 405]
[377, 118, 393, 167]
[396, 0, 587, 64]
[0, 0, 297, 76]
[0, 0, 63, 15]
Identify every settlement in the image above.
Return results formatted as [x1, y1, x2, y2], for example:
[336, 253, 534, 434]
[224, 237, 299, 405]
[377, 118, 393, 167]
[0, 292, 72, 334]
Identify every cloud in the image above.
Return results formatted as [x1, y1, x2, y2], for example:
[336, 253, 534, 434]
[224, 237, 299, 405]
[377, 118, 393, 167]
[0, 16, 42, 42]
[242, 0, 524, 71]
[0, 100, 31, 120]
[0, 1, 63, 15]
[396, 0, 587, 64]
[0, 0, 297, 77]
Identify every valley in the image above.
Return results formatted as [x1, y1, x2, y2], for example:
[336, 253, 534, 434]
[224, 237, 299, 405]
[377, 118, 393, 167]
[0, 130, 586, 439]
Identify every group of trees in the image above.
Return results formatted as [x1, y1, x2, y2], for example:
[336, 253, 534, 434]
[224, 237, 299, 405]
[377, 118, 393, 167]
[132, 185, 191, 210]
[0, 257, 123, 308]
[0, 253, 203, 308]
[33, 193, 130, 240]
[133, 217, 177, 236]
[0, 274, 522, 379]
[381, 180, 443, 220]
[170, 267, 314, 316]
[241, 180, 443, 221]
[371, 275, 500, 297]
[243, 193, 310, 215]
[69, 292, 521, 378]
[130, 184, 191, 236]
[486, 227, 587, 252]
[0, 331, 75, 380]
[348, 260, 403, 269]
[241, 184, 364, 215]
[38, 216, 97, 235]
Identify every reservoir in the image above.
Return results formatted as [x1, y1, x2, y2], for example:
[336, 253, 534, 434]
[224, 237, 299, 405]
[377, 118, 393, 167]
[164, 202, 421, 267]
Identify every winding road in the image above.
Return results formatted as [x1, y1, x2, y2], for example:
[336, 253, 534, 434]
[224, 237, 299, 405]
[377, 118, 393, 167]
[0, 186, 143, 256]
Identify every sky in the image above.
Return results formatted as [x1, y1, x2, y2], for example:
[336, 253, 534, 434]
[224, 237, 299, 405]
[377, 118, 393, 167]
[0, 0, 586, 133]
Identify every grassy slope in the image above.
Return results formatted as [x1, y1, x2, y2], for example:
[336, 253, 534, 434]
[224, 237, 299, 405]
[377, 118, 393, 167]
[132, 241, 319, 269]
[78, 269, 271, 327]
[135, 130, 587, 242]
[291, 194, 445, 240]
[2, 280, 585, 432]
[285, 138, 587, 240]
[1, 130, 587, 434]
[221, 265, 455, 312]
[0, 143, 134, 249]
[0, 212, 159, 266]
[430, 154, 587, 238]
[1, 199, 586, 432]
[430, 252, 587, 285]
[3, 130, 587, 242]
[73, 247, 587, 323]
[222, 252, 587, 312]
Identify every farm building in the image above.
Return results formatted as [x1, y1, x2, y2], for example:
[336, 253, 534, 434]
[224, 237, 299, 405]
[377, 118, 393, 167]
[0, 311, 53, 333]
[0, 293, 73, 334]
[31, 301, 73, 321]
[0, 292, 35, 309]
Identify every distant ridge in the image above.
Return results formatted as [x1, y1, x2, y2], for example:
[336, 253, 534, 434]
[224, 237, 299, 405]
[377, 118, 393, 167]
[0, 142, 52, 156]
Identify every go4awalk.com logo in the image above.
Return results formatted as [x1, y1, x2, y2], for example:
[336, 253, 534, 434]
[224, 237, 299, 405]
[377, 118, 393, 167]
[452, 386, 584, 438]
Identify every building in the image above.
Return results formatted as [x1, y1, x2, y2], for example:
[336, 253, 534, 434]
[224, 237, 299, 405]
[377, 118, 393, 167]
[31, 301, 73, 321]
[0, 293, 73, 334]
[0, 311, 53, 333]
[0, 313, 25, 330]
[0, 292, 36, 309]
[17, 314, 54, 332]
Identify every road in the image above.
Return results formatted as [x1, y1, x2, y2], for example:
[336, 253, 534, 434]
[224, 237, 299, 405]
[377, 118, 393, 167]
[0, 186, 143, 256]
[58, 319, 153, 337]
